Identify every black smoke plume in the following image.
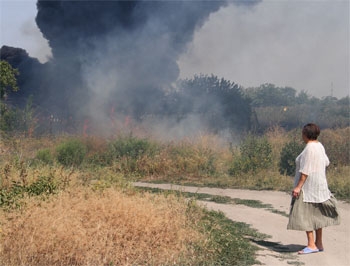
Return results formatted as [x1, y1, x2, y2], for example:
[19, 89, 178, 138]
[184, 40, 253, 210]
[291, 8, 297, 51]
[35, 1, 226, 119]
[1, 0, 259, 137]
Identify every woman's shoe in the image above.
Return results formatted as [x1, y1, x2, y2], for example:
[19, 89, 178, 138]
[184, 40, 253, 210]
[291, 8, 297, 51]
[298, 247, 319, 255]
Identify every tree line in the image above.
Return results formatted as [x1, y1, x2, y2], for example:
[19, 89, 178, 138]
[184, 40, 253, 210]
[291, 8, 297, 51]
[1, 60, 348, 136]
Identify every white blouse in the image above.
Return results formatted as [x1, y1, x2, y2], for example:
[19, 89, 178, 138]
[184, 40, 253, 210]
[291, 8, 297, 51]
[294, 142, 331, 203]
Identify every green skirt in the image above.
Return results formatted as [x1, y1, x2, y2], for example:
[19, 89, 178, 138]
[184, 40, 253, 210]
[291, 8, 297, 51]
[287, 190, 341, 231]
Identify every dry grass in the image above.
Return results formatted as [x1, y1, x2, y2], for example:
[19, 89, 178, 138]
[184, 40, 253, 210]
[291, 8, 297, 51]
[0, 127, 348, 265]
[139, 134, 232, 181]
[0, 158, 81, 195]
[0, 188, 204, 266]
[0, 135, 59, 160]
[320, 127, 350, 167]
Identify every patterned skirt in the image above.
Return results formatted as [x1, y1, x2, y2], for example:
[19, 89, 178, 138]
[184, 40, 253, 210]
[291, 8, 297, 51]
[287, 190, 341, 231]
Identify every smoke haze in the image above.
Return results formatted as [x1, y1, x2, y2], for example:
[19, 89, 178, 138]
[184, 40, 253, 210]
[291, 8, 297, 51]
[178, 0, 349, 98]
[35, 0, 229, 133]
[1, 0, 260, 138]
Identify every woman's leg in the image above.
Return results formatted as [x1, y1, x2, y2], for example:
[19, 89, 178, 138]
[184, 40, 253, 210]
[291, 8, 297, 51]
[305, 231, 318, 249]
[315, 228, 323, 250]
[298, 231, 319, 254]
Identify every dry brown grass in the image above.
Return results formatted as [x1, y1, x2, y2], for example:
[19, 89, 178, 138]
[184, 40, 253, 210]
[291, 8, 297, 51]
[0, 160, 78, 190]
[319, 127, 350, 167]
[133, 134, 232, 181]
[0, 188, 204, 266]
[0, 135, 60, 160]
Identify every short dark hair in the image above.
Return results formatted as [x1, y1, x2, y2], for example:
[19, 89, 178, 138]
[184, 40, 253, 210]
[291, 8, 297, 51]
[302, 123, 320, 140]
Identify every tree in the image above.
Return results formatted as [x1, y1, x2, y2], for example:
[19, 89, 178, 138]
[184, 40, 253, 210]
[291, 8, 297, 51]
[245, 83, 297, 107]
[0, 60, 19, 99]
[176, 74, 252, 131]
[296, 90, 310, 104]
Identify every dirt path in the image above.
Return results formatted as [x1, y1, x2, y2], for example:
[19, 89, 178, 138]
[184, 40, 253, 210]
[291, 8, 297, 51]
[134, 182, 350, 266]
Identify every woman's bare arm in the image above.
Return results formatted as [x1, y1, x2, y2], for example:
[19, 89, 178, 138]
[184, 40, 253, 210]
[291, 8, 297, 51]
[293, 173, 308, 198]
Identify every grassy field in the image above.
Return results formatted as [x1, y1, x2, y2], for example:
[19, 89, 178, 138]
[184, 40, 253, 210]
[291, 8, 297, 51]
[0, 126, 349, 265]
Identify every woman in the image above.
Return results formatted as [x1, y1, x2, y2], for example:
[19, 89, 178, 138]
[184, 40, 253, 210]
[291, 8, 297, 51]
[287, 123, 340, 255]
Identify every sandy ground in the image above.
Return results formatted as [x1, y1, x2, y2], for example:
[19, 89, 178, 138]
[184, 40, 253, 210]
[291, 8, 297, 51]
[134, 182, 350, 266]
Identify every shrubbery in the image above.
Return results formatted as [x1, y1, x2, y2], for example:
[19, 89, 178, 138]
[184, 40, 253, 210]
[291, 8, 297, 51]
[108, 135, 157, 160]
[35, 148, 54, 165]
[104, 135, 159, 174]
[1, 127, 349, 202]
[0, 128, 349, 265]
[278, 139, 304, 176]
[229, 134, 272, 175]
[0, 175, 58, 209]
[56, 139, 87, 166]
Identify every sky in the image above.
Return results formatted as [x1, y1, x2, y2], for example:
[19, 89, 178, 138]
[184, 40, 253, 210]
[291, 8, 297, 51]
[0, 0, 349, 99]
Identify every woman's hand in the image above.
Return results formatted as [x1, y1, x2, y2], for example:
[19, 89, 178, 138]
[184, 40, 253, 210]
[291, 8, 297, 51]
[293, 173, 307, 198]
[292, 187, 301, 198]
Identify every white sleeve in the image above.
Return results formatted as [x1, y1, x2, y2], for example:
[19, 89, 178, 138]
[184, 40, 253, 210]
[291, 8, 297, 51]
[299, 146, 314, 175]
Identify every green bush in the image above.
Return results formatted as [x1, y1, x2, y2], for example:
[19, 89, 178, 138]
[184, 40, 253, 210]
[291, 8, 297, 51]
[229, 134, 272, 175]
[26, 175, 58, 196]
[108, 136, 157, 160]
[35, 148, 54, 165]
[106, 136, 158, 174]
[56, 139, 87, 167]
[279, 140, 304, 176]
[0, 176, 59, 209]
[0, 181, 25, 209]
[0, 103, 22, 132]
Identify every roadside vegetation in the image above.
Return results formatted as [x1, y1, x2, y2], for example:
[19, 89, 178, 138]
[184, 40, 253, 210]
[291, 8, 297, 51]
[1, 63, 348, 265]
[0, 125, 349, 265]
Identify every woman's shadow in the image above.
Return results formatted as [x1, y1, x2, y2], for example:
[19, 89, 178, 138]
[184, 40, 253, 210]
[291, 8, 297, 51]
[251, 239, 304, 253]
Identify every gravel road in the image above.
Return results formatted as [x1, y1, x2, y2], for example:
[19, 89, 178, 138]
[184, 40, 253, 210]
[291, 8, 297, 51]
[134, 182, 350, 266]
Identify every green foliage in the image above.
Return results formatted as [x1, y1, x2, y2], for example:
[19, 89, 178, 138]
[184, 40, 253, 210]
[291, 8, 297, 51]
[176, 74, 252, 131]
[0, 61, 38, 136]
[21, 96, 38, 136]
[0, 103, 21, 132]
[244, 84, 349, 131]
[279, 140, 304, 176]
[0, 176, 58, 209]
[26, 175, 58, 196]
[0, 96, 38, 136]
[0, 181, 25, 209]
[0, 60, 19, 99]
[229, 135, 272, 175]
[105, 136, 158, 174]
[35, 148, 54, 165]
[108, 135, 156, 160]
[56, 139, 87, 167]
[245, 83, 297, 107]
